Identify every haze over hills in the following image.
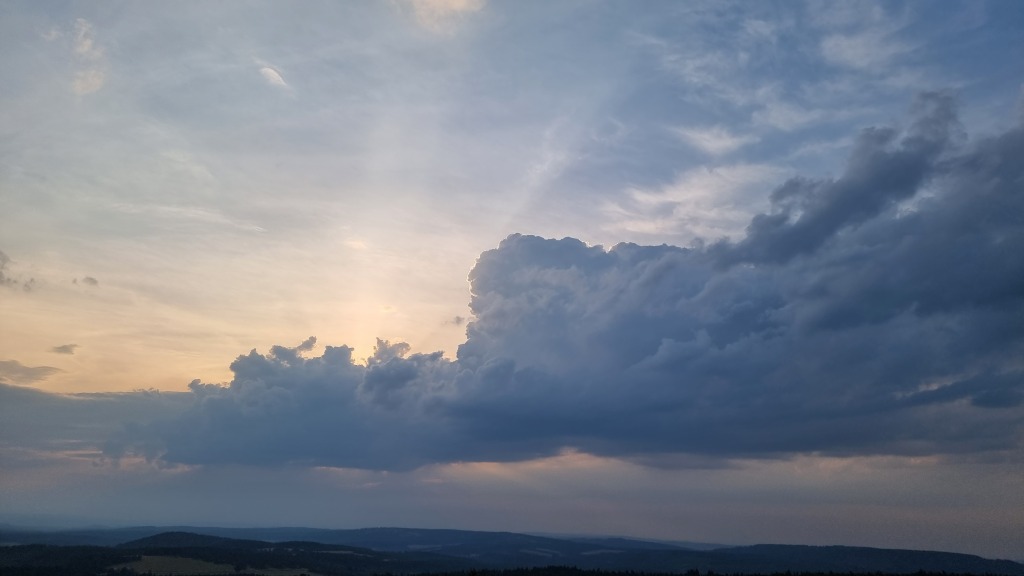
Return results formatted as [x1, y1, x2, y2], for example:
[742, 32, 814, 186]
[2, 525, 1022, 575]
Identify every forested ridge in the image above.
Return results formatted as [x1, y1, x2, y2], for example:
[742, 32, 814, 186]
[2, 530, 1021, 576]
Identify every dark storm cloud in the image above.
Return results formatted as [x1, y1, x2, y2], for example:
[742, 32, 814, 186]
[713, 93, 963, 266]
[438, 93, 1022, 462]
[15, 95, 1023, 471]
[110, 339, 458, 470]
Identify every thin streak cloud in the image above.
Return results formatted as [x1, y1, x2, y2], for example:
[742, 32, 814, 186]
[259, 66, 288, 88]
[673, 125, 760, 156]
[406, 0, 485, 33]
[70, 18, 105, 94]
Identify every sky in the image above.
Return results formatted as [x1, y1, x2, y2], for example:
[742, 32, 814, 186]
[1, 0, 1023, 561]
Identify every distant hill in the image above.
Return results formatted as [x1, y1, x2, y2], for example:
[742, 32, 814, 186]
[563, 536, 723, 551]
[0, 532, 475, 576]
[720, 544, 1024, 575]
[118, 531, 270, 550]
[2, 525, 1022, 575]
[0, 525, 179, 547]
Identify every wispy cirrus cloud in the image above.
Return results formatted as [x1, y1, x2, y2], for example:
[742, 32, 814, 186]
[821, 30, 912, 70]
[752, 98, 825, 132]
[404, 0, 484, 34]
[110, 203, 266, 233]
[607, 163, 787, 241]
[71, 18, 106, 94]
[673, 125, 760, 156]
[259, 65, 288, 88]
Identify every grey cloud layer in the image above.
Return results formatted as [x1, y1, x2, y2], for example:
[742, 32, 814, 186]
[0, 383, 190, 455]
[20, 97, 1024, 470]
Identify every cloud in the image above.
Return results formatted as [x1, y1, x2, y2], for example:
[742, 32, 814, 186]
[259, 66, 288, 88]
[0, 249, 35, 292]
[70, 19, 106, 94]
[52, 344, 80, 355]
[40, 27, 62, 42]
[73, 18, 103, 60]
[110, 203, 266, 232]
[752, 99, 825, 131]
[0, 383, 190, 455]
[805, 0, 887, 30]
[821, 30, 910, 70]
[110, 340, 458, 470]
[637, 34, 757, 108]
[673, 125, 759, 156]
[72, 69, 106, 95]
[405, 0, 484, 33]
[0, 360, 61, 385]
[14, 94, 1024, 472]
[0, 250, 15, 287]
[607, 163, 786, 241]
[715, 92, 961, 265]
